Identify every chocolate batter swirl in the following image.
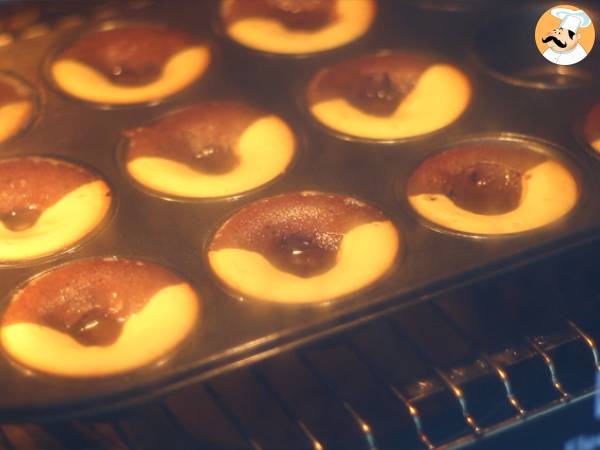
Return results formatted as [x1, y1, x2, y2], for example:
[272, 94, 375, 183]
[223, 0, 337, 30]
[125, 102, 265, 174]
[2, 258, 183, 346]
[0, 80, 22, 107]
[59, 26, 197, 86]
[307, 53, 430, 116]
[211, 191, 386, 277]
[0, 157, 101, 232]
[407, 144, 548, 215]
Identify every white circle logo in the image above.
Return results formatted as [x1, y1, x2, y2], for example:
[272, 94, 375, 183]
[535, 4, 595, 66]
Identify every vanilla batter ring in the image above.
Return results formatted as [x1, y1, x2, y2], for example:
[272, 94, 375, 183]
[309, 64, 471, 141]
[51, 46, 211, 105]
[221, 0, 376, 55]
[127, 115, 295, 198]
[0, 101, 33, 143]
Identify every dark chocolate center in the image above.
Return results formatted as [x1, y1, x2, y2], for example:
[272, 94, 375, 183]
[350, 72, 409, 116]
[165, 130, 239, 174]
[266, 0, 335, 28]
[1, 207, 41, 231]
[0, 82, 20, 107]
[189, 144, 238, 173]
[268, 232, 340, 277]
[443, 162, 523, 215]
[107, 63, 161, 86]
[69, 308, 124, 346]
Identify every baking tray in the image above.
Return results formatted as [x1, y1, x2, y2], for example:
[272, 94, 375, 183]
[0, 0, 599, 422]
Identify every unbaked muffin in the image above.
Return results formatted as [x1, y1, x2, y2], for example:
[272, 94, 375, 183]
[124, 102, 295, 198]
[50, 25, 211, 105]
[220, 0, 376, 55]
[0, 156, 112, 263]
[306, 51, 471, 141]
[208, 191, 399, 303]
[1, 257, 200, 377]
[406, 141, 578, 235]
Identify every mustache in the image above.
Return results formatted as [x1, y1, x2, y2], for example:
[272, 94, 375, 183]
[542, 35, 567, 48]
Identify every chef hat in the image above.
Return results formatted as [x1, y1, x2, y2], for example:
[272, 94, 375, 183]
[551, 8, 592, 33]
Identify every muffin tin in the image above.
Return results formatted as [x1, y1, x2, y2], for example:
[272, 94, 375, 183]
[0, 0, 599, 421]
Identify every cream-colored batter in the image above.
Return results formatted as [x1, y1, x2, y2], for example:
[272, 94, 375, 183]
[0, 101, 33, 143]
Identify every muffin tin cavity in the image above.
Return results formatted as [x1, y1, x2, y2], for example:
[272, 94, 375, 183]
[303, 50, 471, 143]
[402, 134, 582, 238]
[118, 101, 298, 201]
[0, 156, 114, 267]
[45, 20, 213, 108]
[0, 256, 201, 378]
[206, 190, 401, 304]
[218, 0, 377, 57]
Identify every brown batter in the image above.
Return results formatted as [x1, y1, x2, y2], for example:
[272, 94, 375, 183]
[0, 80, 21, 107]
[307, 53, 430, 116]
[210, 192, 384, 277]
[59, 26, 197, 86]
[407, 144, 547, 215]
[125, 102, 264, 174]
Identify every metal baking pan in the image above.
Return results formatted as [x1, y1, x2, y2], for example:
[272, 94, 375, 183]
[0, 0, 599, 422]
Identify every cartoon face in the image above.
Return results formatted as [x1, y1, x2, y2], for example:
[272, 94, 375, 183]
[542, 27, 581, 52]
